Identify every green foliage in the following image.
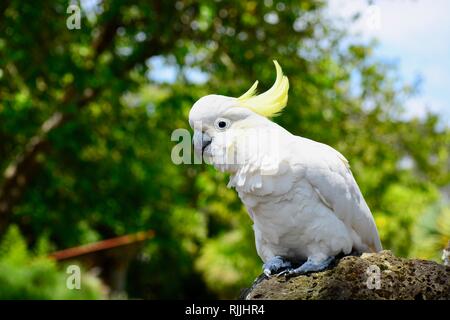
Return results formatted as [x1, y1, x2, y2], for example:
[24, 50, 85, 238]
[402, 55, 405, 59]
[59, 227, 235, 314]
[196, 228, 261, 299]
[0, 0, 449, 299]
[0, 226, 105, 299]
[411, 202, 450, 262]
[375, 182, 439, 256]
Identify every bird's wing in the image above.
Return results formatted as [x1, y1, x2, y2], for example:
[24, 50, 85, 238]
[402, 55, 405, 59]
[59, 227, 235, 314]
[291, 138, 382, 252]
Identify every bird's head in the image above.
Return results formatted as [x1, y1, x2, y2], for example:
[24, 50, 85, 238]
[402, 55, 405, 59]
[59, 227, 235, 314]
[188, 61, 289, 172]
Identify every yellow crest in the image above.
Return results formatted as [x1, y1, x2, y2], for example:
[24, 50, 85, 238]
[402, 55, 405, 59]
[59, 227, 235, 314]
[236, 60, 289, 117]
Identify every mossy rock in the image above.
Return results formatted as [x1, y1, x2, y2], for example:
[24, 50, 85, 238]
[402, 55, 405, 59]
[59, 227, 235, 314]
[242, 251, 450, 300]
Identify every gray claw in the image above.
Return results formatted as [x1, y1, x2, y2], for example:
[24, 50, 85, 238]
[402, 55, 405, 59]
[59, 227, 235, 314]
[288, 256, 334, 276]
[276, 269, 290, 277]
[262, 256, 292, 276]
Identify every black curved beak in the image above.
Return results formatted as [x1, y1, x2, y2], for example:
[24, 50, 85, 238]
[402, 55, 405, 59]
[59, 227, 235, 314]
[193, 131, 212, 153]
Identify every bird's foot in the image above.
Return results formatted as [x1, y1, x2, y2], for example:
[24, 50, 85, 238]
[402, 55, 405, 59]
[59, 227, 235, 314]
[287, 256, 334, 276]
[263, 256, 292, 277]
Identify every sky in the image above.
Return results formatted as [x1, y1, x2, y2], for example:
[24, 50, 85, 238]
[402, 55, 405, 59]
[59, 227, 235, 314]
[327, 0, 450, 126]
[145, 0, 450, 126]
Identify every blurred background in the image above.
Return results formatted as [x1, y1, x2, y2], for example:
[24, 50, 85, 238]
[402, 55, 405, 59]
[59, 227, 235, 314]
[0, 0, 449, 299]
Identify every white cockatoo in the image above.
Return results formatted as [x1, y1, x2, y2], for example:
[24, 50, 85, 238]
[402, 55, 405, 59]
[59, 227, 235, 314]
[189, 61, 382, 276]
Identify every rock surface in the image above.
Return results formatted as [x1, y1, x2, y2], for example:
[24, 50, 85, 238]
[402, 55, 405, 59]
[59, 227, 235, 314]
[242, 251, 450, 300]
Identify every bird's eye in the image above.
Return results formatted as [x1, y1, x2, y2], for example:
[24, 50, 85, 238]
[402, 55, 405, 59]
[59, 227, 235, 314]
[214, 118, 231, 131]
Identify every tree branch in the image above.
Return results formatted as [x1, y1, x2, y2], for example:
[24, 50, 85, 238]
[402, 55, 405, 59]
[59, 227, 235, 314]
[0, 0, 11, 24]
[0, 15, 118, 230]
[0, 2, 186, 231]
[0, 83, 102, 226]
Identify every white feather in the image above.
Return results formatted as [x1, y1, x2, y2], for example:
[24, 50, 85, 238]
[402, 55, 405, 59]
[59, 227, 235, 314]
[230, 122, 382, 263]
